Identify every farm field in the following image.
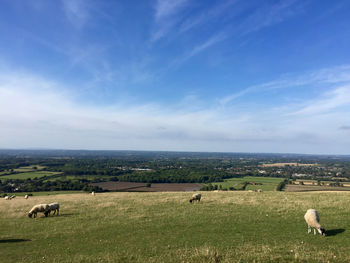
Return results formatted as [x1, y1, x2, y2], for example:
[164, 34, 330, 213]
[1, 191, 349, 262]
[44, 175, 112, 182]
[14, 165, 46, 172]
[91, 181, 202, 191]
[260, 163, 317, 167]
[214, 176, 284, 191]
[285, 184, 350, 192]
[0, 171, 62, 180]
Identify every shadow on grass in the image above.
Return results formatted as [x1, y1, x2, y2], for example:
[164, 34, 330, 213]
[0, 239, 31, 243]
[326, 229, 345, 236]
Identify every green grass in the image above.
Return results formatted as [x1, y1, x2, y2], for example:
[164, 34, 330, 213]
[0, 191, 349, 262]
[4, 191, 83, 196]
[14, 165, 46, 172]
[0, 171, 62, 180]
[215, 176, 284, 191]
[44, 175, 112, 182]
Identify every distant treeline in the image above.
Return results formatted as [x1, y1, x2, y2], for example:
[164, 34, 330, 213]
[0, 178, 104, 193]
[117, 168, 241, 183]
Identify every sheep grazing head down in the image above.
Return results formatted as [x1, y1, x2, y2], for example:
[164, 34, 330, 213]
[28, 212, 33, 218]
[319, 227, 326, 236]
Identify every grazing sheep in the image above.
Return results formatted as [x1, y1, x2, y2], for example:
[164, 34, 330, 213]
[189, 193, 201, 203]
[256, 189, 263, 192]
[304, 209, 326, 236]
[9, 195, 16, 199]
[24, 195, 29, 199]
[48, 203, 60, 216]
[91, 191, 95, 196]
[28, 204, 50, 218]
[4, 196, 9, 200]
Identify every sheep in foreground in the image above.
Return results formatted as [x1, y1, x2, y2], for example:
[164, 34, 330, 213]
[10, 195, 16, 199]
[24, 195, 29, 199]
[4, 196, 9, 200]
[304, 209, 326, 236]
[189, 193, 201, 203]
[28, 204, 50, 218]
[48, 202, 60, 216]
[91, 191, 95, 196]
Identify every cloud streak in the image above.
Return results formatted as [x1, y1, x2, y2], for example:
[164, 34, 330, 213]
[220, 65, 350, 105]
[152, 0, 189, 41]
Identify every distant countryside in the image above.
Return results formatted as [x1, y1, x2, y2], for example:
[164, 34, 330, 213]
[1, 150, 350, 194]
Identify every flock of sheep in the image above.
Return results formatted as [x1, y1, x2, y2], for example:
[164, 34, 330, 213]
[188, 193, 326, 236]
[2, 191, 326, 236]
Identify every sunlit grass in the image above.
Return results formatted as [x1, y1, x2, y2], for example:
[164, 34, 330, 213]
[0, 191, 349, 262]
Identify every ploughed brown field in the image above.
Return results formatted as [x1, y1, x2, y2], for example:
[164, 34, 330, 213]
[91, 181, 202, 192]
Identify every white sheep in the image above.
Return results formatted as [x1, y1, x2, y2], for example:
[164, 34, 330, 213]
[24, 195, 29, 199]
[304, 209, 326, 236]
[9, 195, 16, 199]
[4, 196, 9, 200]
[48, 202, 60, 216]
[189, 193, 201, 203]
[28, 204, 50, 218]
[91, 191, 95, 196]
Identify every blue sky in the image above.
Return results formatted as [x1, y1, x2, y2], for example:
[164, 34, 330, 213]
[1, 0, 350, 154]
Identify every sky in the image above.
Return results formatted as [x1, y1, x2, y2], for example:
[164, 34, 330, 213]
[1, 0, 350, 154]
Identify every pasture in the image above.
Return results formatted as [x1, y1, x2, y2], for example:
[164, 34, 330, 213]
[1, 191, 349, 262]
[91, 181, 202, 191]
[214, 176, 284, 191]
[0, 171, 62, 180]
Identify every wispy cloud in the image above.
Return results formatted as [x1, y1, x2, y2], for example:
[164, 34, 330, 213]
[220, 65, 350, 106]
[291, 86, 350, 115]
[154, 0, 188, 21]
[236, 0, 305, 36]
[152, 0, 188, 41]
[62, 0, 91, 28]
[169, 33, 227, 69]
[179, 0, 238, 33]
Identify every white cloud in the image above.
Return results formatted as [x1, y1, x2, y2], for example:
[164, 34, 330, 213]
[1, 67, 350, 154]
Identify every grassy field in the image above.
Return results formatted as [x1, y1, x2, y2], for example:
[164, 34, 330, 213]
[4, 191, 83, 196]
[0, 171, 62, 180]
[286, 184, 350, 192]
[1, 191, 349, 262]
[13, 165, 46, 172]
[214, 176, 284, 191]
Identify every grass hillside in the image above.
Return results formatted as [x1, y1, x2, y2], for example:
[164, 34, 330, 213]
[0, 191, 349, 262]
